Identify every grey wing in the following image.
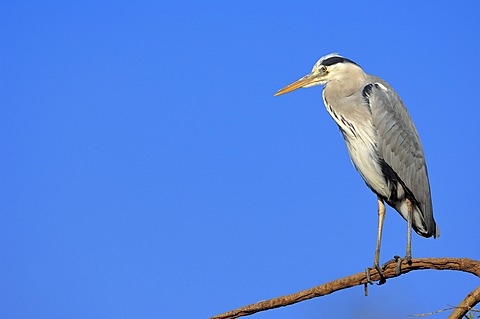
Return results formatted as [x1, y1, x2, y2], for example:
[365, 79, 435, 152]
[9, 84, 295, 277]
[365, 81, 437, 237]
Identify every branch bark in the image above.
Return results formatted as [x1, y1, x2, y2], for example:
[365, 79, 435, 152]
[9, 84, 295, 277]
[210, 258, 480, 319]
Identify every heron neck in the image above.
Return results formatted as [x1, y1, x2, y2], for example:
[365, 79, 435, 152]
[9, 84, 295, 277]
[325, 71, 366, 98]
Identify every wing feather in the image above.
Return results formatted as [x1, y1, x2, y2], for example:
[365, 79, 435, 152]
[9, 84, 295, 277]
[365, 81, 436, 237]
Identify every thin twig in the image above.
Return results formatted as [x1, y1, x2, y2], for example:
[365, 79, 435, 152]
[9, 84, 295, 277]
[210, 258, 480, 319]
[410, 305, 479, 317]
[409, 306, 456, 317]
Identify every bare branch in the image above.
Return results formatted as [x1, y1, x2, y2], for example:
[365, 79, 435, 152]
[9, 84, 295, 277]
[448, 285, 480, 319]
[210, 258, 480, 319]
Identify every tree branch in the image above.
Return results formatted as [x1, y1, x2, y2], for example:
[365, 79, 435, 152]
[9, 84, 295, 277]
[448, 285, 480, 319]
[210, 258, 480, 319]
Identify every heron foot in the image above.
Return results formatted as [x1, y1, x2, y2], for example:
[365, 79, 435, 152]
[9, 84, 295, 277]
[365, 267, 374, 285]
[365, 263, 386, 286]
[395, 255, 412, 275]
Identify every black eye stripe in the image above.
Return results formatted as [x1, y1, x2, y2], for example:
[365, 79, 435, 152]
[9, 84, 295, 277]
[321, 56, 359, 67]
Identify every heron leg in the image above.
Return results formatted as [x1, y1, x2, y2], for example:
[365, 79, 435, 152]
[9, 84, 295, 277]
[396, 198, 414, 275]
[405, 198, 413, 262]
[374, 197, 386, 268]
[366, 197, 386, 285]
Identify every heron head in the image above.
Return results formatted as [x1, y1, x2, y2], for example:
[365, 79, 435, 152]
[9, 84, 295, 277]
[274, 53, 362, 96]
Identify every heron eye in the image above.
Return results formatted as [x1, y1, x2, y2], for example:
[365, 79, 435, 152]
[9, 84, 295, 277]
[321, 66, 328, 73]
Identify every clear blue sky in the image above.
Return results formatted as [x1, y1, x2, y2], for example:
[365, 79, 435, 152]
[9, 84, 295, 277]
[2, 1, 480, 318]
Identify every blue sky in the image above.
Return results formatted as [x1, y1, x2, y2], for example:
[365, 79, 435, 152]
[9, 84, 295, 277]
[2, 1, 480, 318]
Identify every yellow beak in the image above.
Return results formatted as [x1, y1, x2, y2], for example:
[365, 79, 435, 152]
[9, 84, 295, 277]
[274, 73, 318, 96]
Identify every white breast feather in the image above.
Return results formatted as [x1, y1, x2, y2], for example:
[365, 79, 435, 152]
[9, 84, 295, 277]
[323, 91, 390, 198]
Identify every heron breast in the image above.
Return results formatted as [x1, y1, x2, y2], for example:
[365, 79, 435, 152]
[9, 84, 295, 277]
[344, 134, 390, 198]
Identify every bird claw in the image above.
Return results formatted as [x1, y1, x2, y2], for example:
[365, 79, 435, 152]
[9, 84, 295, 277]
[365, 267, 375, 285]
[365, 264, 386, 286]
[375, 264, 387, 285]
[395, 255, 412, 275]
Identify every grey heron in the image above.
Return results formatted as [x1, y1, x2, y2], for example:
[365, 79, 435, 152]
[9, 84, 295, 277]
[274, 53, 439, 282]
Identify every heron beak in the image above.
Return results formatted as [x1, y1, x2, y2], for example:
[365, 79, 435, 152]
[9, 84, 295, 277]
[274, 73, 318, 96]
